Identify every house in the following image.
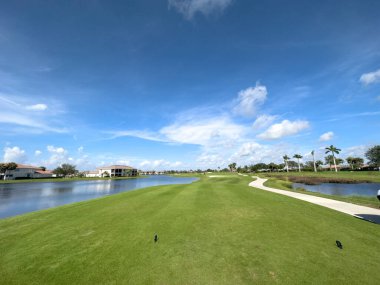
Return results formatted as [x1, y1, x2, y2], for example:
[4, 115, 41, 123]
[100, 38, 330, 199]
[84, 165, 138, 178]
[83, 170, 99, 178]
[3, 164, 54, 180]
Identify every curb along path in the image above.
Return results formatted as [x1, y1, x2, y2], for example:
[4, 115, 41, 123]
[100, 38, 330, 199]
[249, 176, 380, 224]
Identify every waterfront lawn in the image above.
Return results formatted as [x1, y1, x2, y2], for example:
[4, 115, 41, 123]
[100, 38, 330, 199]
[1, 175, 380, 284]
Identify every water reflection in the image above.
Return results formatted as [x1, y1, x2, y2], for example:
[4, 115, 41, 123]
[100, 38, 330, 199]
[292, 182, 380, 197]
[0, 176, 198, 219]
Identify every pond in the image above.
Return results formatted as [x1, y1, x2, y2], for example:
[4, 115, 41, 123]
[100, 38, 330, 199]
[0, 176, 198, 219]
[292, 182, 380, 197]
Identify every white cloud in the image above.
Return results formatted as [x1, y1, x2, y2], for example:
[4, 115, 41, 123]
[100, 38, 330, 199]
[44, 145, 68, 167]
[252, 114, 277, 130]
[160, 116, 246, 146]
[258, 120, 310, 140]
[235, 142, 263, 157]
[35, 150, 42, 156]
[196, 153, 225, 167]
[319, 131, 334, 142]
[25, 103, 48, 111]
[342, 145, 367, 158]
[47, 145, 66, 154]
[78, 146, 84, 153]
[233, 84, 267, 118]
[360, 69, 380, 85]
[169, 0, 233, 19]
[139, 159, 183, 170]
[3, 146, 27, 163]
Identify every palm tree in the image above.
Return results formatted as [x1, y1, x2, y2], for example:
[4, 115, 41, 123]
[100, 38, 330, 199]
[311, 150, 317, 172]
[346, 156, 355, 170]
[283, 155, 290, 172]
[325, 145, 341, 172]
[293, 154, 303, 172]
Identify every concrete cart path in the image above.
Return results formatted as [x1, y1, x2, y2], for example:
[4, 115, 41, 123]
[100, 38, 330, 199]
[249, 176, 380, 224]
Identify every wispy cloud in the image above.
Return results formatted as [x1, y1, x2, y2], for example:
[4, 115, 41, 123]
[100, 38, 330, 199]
[105, 130, 169, 142]
[360, 69, 380, 85]
[233, 84, 267, 118]
[252, 114, 277, 130]
[325, 111, 380, 122]
[169, 0, 233, 19]
[25, 104, 48, 111]
[0, 94, 67, 133]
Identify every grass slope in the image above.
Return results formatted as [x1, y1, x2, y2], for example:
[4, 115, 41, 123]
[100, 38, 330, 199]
[1, 175, 379, 284]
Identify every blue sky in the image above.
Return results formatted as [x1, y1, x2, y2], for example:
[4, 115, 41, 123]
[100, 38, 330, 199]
[1, 0, 380, 170]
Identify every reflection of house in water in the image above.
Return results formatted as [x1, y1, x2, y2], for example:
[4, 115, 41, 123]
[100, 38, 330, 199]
[84, 165, 138, 178]
[139, 170, 164, 175]
[3, 164, 54, 180]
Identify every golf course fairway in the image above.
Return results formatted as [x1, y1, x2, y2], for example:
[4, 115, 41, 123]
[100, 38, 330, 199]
[1, 175, 379, 284]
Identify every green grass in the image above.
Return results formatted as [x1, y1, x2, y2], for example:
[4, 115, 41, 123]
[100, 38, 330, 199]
[263, 177, 380, 209]
[0, 176, 142, 184]
[1, 175, 380, 284]
[262, 170, 380, 182]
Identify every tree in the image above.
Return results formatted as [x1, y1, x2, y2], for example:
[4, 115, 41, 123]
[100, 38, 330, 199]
[325, 145, 341, 173]
[315, 160, 324, 169]
[311, 150, 317, 172]
[346, 157, 355, 169]
[346, 157, 364, 170]
[268, 162, 278, 172]
[228, 162, 237, 172]
[293, 154, 303, 172]
[53, 163, 77, 177]
[0, 162, 17, 174]
[365, 145, 380, 171]
[283, 155, 290, 172]
[39, 166, 46, 171]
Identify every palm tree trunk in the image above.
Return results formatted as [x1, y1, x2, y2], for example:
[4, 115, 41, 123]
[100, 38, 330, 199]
[333, 155, 337, 172]
[298, 159, 301, 172]
[312, 153, 317, 172]
[286, 161, 289, 172]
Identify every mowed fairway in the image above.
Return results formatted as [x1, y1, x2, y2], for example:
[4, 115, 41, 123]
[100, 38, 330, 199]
[1, 175, 379, 284]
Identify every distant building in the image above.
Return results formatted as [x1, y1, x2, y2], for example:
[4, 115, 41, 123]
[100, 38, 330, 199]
[83, 170, 99, 178]
[84, 165, 138, 178]
[3, 164, 54, 180]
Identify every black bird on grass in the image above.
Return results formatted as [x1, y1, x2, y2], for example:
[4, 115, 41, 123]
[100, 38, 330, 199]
[154, 233, 159, 243]
[336, 240, 343, 249]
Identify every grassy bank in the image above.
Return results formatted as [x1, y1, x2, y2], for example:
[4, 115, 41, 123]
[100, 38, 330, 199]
[262, 171, 380, 183]
[1, 175, 380, 284]
[0, 176, 142, 184]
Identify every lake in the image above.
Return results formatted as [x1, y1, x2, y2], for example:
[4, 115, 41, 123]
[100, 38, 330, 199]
[0, 176, 198, 219]
[292, 182, 380, 197]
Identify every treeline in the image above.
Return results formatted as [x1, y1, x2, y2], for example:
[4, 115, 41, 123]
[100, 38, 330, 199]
[231, 145, 380, 173]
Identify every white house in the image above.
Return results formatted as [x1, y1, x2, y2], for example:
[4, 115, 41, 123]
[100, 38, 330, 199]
[3, 164, 54, 180]
[83, 170, 99, 178]
[85, 165, 138, 178]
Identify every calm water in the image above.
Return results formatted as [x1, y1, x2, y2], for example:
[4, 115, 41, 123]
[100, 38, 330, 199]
[292, 182, 380, 197]
[0, 176, 198, 219]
